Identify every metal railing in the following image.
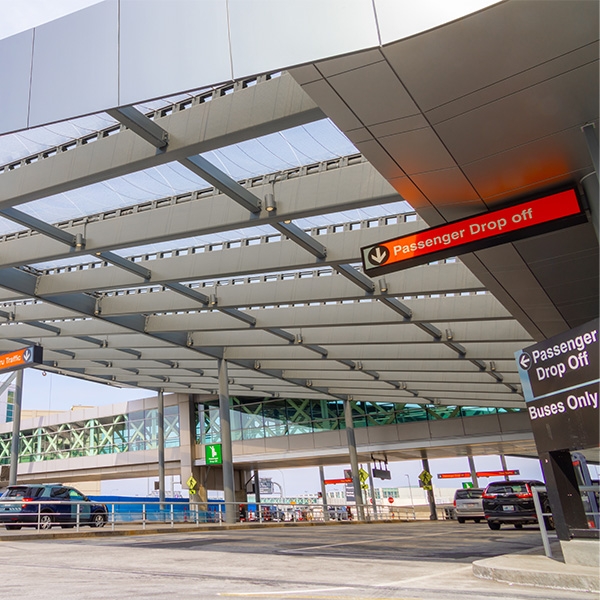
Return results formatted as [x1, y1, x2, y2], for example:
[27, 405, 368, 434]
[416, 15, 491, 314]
[0, 499, 455, 533]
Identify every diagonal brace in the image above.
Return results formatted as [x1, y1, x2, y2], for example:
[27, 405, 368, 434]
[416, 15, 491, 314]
[181, 155, 261, 213]
[107, 106, 169, 149]
[273, 222, 327, 259]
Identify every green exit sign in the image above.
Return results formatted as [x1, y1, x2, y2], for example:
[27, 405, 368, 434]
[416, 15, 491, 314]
[462, 482, 474, 489]
[205, 443, 223, 465]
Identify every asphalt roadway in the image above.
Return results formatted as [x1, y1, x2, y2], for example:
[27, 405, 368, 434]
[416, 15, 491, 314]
[0, 520, 593, 600]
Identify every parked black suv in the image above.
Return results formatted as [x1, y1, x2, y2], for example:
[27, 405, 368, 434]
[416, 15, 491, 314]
[0, 484, 107, 530]
[482, 479, 553, 531]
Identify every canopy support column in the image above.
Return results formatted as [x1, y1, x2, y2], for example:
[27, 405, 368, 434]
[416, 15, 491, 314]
[319, 465, 329, 522]
[468, 455, 479, 488]
[218, 358, 236, 524]
[8, 370, 23, 486]
[157, 388, 165, 510]
[344, 399, 364, 521]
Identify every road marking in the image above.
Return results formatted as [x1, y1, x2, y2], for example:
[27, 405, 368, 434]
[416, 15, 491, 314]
[279, 531, 448, 554]
[217, 587, 351, 596]
[376, 564, 472, 587]
[219, 593, 420, 600]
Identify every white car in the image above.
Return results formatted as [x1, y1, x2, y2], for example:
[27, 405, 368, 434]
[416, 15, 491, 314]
[453, 488, 484, 523]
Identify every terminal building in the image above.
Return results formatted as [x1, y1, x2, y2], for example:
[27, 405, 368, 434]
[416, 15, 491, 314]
[0, 0, 597, 567]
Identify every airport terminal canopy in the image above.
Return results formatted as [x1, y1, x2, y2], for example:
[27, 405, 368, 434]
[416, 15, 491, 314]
[0, 1, 597, 416]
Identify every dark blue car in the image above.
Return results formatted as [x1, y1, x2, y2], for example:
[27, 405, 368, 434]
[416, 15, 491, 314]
[0, 484, 107, 530]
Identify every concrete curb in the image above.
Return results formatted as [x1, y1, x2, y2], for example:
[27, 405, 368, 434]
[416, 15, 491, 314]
[473, 554, 600, 593]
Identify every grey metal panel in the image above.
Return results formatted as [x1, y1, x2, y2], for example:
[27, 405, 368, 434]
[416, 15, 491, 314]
[327, 61, 419, 127]
[288, 432, 314, 451]
[313, 430, 343, 449]
[300, 80, 363, 132]
[0, 30, 33, 134]
[378, 127, 457, 175]
[119, 0, 231, 105]
[373, 0, 501, 45]
[498, 411, 532, 433]
[461, 127, 594, 204]
[395, 421, 430, 441]
[428, 418, 465, 439]
[409, 169, 482, 221]
[315, 48, 384, 78]
[228, 0, 379, 79]
[434, 63, 600, 166]
[382, 0, 599, 112]
[425, 41, 600, 127]
[28, 0, 119, 128]
[462, 413, 502, 436]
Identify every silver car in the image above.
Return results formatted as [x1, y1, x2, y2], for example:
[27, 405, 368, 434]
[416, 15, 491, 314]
[454, 488, 484, 523]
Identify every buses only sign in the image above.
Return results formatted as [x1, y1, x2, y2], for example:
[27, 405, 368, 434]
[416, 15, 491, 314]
[516, 318, 599, 453]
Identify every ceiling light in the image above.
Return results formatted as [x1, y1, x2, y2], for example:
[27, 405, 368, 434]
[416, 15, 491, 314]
[264, 193, 276, 212]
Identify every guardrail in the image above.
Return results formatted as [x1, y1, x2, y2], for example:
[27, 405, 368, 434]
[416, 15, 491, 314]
[0, 499, 456, 532]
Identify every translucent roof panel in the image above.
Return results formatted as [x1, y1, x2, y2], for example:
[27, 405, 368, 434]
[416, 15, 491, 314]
[30, 203, 412, 272]
[0, 114, 117, 166]
[0, 119, 358, 237]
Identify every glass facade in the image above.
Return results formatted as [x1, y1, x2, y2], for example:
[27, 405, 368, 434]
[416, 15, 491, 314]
[1, 397, 523, 465]
[195, 397, 523, 444]
[0, 405, 180, 465]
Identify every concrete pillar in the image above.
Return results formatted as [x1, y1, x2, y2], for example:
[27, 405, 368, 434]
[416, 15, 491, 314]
[468, 455, 479, 488]
[8, 370, 23, 486]
[157, 389, 165, 509]
[343, 399, 364, 521]
[218, 359, 236, 524]
[367, 462, 378, 519]
[421, 457, 437, 520]
[319, 465, 329, 522]
[500, 454, 510, 481]
[254, 469, 261, 504]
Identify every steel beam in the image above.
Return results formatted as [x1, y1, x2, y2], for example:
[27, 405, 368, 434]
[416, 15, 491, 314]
[96, 251, 152, 280]
[0, 73, 324, 209]
[335, 264, 374, 292]
[0, 207, 79, 247]
[272, 222, 327, 258]
[180, 156, 261, 213]
[0, 160, 401, 269]
[107, 106, 169, 149]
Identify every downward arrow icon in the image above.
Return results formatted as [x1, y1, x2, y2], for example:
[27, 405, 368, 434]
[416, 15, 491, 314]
[368, 246, 389, 265]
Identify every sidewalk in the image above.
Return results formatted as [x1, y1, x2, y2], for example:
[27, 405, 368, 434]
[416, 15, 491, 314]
[473, 542, 599, 593]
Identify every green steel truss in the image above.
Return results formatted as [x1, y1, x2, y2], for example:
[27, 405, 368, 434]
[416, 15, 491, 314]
[1, 398, 522, 466]
[0, 406, 180, 465]
[197, 397, 523, 444]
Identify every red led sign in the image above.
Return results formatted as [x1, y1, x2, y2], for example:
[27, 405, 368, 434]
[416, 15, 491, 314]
[437, 469, 520, 479]
[361, 188, 585, 276]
